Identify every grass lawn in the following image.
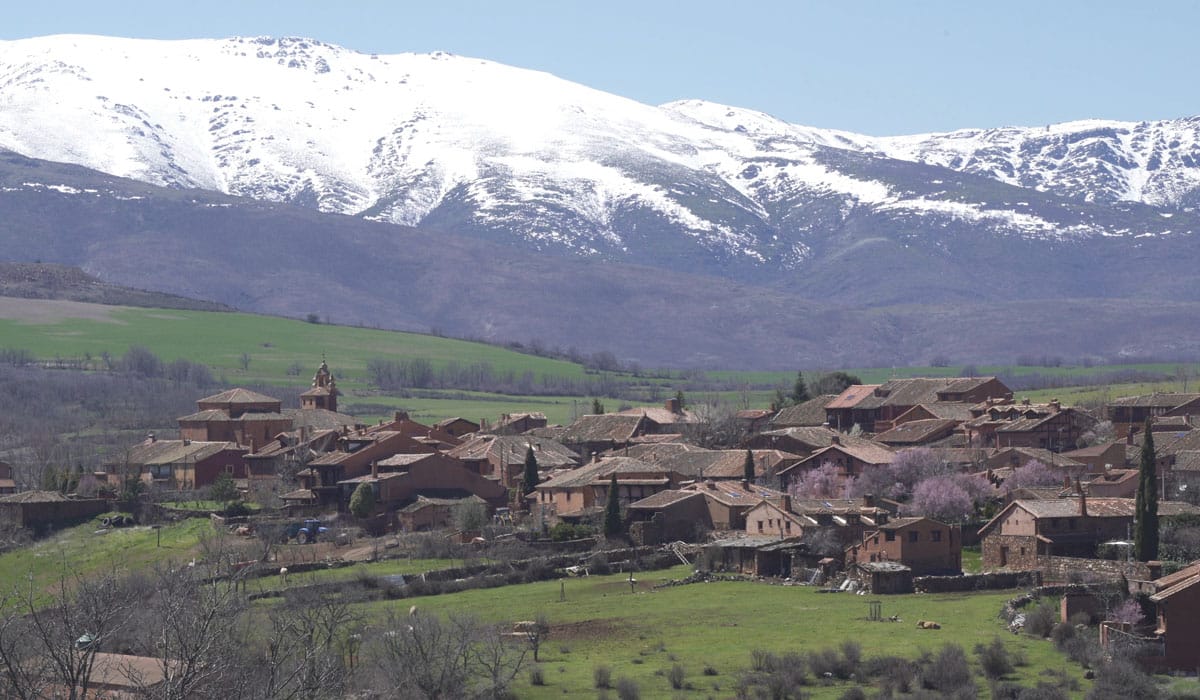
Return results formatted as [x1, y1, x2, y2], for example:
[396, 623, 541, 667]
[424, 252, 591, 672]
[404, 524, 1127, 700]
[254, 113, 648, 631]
[0, 517, 214, 603]
[349, 566, 1085, 699]
[247, 557, 461, 595]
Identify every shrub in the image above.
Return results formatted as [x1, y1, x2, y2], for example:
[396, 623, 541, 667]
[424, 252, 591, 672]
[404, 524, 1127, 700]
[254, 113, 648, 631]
[587, 552, 612, 576]
[1050, 622, 1076, 649]
[528, 665, 545, 686]
[1018, 683, 1069, 700]
[594, 665, 612, 689]
[840, 687, 868, 700]
[668, 664, 685, 690]
[974, 637, 1014, 679]
[1024, 603, 1057, 638]
[702, 663, 718, 676]
[921, 644, 973, 694]
[616, 677, 640, 700]
[1086, 657, 1157, 700]
[223, 501, 251, 517]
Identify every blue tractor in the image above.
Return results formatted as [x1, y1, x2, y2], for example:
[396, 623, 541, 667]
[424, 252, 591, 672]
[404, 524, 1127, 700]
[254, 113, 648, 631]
[283, 518, 328, 544]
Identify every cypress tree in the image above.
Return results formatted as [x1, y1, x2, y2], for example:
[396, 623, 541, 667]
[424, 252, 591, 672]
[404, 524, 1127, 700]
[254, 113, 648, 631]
[604, 472, 623, 537]
[743, 449, 756, 484]
[791, 371, 811, 405]
[522, 444, 540, 496]
[591, 398, 605, 415]
[1135, 417, 1159, 561]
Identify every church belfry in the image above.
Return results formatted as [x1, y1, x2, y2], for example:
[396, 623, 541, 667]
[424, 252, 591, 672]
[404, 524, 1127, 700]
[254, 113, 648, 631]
[300, 357, 339, 412]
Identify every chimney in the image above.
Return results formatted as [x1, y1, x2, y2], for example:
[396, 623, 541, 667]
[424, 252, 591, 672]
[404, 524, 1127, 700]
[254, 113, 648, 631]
[665, 397, 681, 414]
[741, 479, 751, 491]
[1022, 398, 1030, 406]
[1126, 428, 1135, 446]
[299, 425, 308, 443]
[862, 494, 876, 508]
[706, 480, 717, 490]
[249, 437, 256, 454]
[1050, 399, 1061, 411]
[780, 494, 792, 513]
[182, 438, 190, 446]
[147, 432, 156, 443]
[394, 411, 409, 423]
[1063, 475, 1071, 490]
[371, 460, 378, 479]
[1076, 478, 1087, 516]
[831, 435, 841, 446]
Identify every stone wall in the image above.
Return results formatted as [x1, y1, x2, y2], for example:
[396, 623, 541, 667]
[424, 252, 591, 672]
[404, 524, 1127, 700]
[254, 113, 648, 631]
[1039, 556, 1151, 584]
[915, 570, 1041, 593]
[0, 498, 109, 531]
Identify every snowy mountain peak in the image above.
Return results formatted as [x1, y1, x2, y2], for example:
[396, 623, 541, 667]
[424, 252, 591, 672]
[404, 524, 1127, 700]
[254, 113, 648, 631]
[1, 34, 1198, 273]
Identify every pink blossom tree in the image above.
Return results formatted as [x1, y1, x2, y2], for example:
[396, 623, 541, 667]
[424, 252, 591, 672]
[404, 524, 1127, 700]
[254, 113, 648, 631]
[849, 464, 902, 501]
[907, 476, 974, 522]
[1007, 460, 1063, 491]
[789, 461, 848, 499]
[888, 447, 955, 499]
[1108, 598, 1145, 627]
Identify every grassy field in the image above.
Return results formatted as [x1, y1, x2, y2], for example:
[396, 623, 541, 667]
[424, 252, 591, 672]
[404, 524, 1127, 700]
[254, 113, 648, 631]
[0, 517, 213, 602]
[353, 566, 1085, 699]
[3, 297, 1198, 425]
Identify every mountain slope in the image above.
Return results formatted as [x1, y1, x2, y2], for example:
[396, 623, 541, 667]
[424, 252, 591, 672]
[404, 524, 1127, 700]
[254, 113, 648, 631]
[2, 34, 1198, 287]
[3, 149, 1200, 369]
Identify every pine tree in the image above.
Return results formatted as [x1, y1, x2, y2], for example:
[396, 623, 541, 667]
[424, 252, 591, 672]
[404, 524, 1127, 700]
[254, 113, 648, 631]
[743, 449, 756, 484]
[790, 371, 810, 405]
[522, 444, 540, 496]
[591, 398, 605, 415]
[1135, 417, 1159, 562]
[603, 472, 623, 537]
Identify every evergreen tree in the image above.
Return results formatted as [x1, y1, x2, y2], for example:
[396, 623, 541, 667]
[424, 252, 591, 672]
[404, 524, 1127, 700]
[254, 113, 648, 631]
[603, 472, 623, 537]
[349, 481, 376, 519]
[1135, 418, 1159, 561]
[675, 390, 686, 410]
[522, 444, 540, 496]
[743, 449, 756, 484]
[209, 473, 239, 506]
[591, 398, 605, 415]
[790, 371, 811, 405]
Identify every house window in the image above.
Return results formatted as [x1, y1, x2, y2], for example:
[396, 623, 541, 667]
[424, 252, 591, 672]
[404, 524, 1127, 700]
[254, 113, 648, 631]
[566, 492, 571, 502]
[785, 521, 792, 533]
[757, 520, 764, 533]
[908, 531, 919, 543]
[931, 530, 942, 542]
[885, 531, 895, 542]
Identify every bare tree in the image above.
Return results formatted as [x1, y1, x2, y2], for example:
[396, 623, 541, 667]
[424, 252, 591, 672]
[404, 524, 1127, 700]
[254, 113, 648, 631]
[119, 566, 250, 699]
[254, 589, 358, 700]
[0, 569, 135, 699]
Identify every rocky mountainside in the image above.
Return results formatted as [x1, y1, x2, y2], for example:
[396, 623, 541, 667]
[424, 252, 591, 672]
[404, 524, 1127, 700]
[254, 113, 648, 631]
[3, 149, 1200, 369]
[1, 35, 1198, 287]
[2, 35, 1200, 367]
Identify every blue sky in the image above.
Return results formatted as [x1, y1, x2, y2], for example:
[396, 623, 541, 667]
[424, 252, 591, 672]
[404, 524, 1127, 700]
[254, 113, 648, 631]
[3, 1, 1195, 136]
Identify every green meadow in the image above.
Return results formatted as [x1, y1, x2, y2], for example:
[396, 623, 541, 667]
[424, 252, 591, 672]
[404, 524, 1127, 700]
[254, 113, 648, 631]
[3, 298, 1198, 425]
[355, 566, 1086, 699]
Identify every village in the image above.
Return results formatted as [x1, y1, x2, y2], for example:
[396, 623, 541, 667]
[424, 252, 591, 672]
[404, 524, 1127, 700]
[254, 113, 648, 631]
[4, 357, 1200, 697]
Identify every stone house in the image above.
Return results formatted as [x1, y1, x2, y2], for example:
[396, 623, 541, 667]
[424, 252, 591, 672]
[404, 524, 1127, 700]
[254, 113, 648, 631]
[776, 436, 894, 491]
[106, 437, 247, 490]
[1147, 561, 1200, 671]
[1106, 393, 1200, 439]
[446, 434, 580, 489]
[847, 516, 962, 575]
[0, 461, 14, 494]
[433, 417, 481, 439]
[826, 377, 1011, 433]
[532, 456, 682, 519]
[977, 495, 1200, 569]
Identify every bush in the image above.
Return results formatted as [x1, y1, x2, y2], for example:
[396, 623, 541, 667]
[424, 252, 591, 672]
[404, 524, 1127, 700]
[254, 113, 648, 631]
[702, 663, 718, 676]
[1086, 658, 1157, 700]
[668, 664, 685, 690]
[587, 552, 612, 576]
[223, 501, 251, 517]
[616, 677, 640, 700]
[974, 637, 1014, 679]
[1024, 603, 1057, 638]
[921, 644, 973, 693]
[1050, 622, 1076, 649]
[840, 687, 868, 700]
[594, 665, 612, 689]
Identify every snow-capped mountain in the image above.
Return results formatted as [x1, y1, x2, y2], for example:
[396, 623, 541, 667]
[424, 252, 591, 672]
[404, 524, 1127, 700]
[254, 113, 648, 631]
[3, 34, 1199, 281]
